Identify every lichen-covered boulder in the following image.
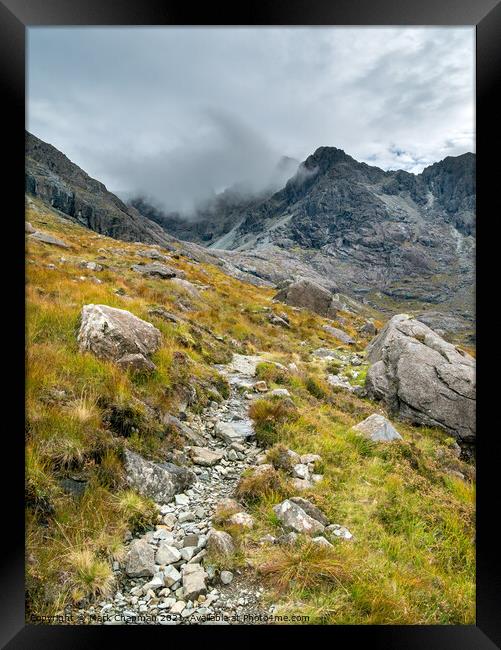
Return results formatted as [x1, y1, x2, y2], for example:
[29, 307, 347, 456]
[77, 304, 161, 370]
[365, 314, 475, 442]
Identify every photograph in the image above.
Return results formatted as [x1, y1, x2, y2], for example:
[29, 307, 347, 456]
[24, 24, 477, 628]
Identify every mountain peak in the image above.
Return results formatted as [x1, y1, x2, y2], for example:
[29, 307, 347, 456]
[304, 146, 354, 173]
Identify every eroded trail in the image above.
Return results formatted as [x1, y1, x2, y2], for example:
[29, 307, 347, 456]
[79, 354, 273, 625]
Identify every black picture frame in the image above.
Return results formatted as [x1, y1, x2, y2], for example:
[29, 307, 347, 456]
[2, 0, 499, 647]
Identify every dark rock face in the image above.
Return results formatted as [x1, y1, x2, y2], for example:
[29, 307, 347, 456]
[365, 314, 475, 442]
[25, 131, 175, 246]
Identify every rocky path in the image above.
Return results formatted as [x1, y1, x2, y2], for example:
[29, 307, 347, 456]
[78, 354, 274, 625]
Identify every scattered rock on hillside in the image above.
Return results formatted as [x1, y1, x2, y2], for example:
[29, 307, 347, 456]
[188, 446, 224, 467]
[206, 530, 235, 557]
[365, 314, 475, 441]
[138, 249, 170, 262]
[327, 374, 354, 392]
[326, 524, 353, 540]
[228, 511, 254, 529]
[289, 496, 329, 526]
[273, 279, 339, 318]
[169, 278, 202, 298]
[268, 313, 290, 328]
[359, 320, 377, 336]
[352, 414, 403, 442]
[25, 221, 36, 233]
[162, 413, 206, 446]
[323, 325, 355, 345]
[147, 307, 180, 323]
[123, 449, 195, 504]
[80, 260, 103, 272]
[130, 262, 180, 279]
[268, 388, 291, 398]
[312, 536, 334, 549]
[29, 230, 69, 248]
[77, 305, 161, 372]
[125, 539, 155, 577]
[215, 420, 254, 444]
[182, 563, 207, 600]
[273, 499, 326, 535]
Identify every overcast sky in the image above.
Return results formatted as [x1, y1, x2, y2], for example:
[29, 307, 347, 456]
[27, 27, 474, 213]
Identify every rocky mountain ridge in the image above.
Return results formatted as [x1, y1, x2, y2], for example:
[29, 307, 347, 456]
[25, 132, 475, 341]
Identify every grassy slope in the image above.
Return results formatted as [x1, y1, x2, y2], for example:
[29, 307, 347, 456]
[25, 197, 475, 624]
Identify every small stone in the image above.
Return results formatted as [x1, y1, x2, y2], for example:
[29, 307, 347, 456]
[163, 565, 182, 587]
[228, 512, 254, 529]
[170, 600, 186, 615]
[156, 544, 181, 565]
[292, 463, 310, 480]
[220, 571, 234, 585]
[206, 530, 235, 557]
[182, 564, 207, 600]
[352, 414, 403, 442]
[326, 524, 353, 540]
[311, 536, 334, 549]
[180, 547, 196, 561]
[300, 453, 322, 466]
[175, 494, 190, 506]
[183, 534, 200, 548]
[163, 513, 177, 529]
[254, 381, 268, 393]
[125, 539, 155, 578]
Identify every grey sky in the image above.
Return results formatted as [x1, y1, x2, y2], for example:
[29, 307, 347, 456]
[27, 27, 475, 213]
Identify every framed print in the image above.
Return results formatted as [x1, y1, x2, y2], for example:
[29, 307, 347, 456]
[1, 0, 500, 646]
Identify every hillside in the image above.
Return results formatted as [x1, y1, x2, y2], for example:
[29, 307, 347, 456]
[26, 195, 475, 625]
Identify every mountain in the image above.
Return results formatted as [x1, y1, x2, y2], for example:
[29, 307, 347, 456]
[24, 131, 294, 290]
[131, 146, 476, 338]
[25, 132, 475, 340]
[25, 131, 175, 246]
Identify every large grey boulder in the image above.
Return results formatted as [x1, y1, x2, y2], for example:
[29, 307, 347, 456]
[215, 420, 254, 444]
[365, 314, 475, 442]
[123, 449, 195, 504]
[274, 279, 340, 318]
[188, 446, 224, 467]
[77, 304, 162, 370]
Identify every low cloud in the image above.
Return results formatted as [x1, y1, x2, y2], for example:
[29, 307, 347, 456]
[27, 27, 474, 213]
